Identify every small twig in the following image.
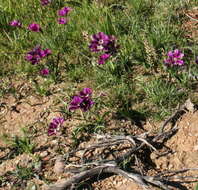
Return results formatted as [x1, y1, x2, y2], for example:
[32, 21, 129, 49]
[68, 140, 126, 156]
[153, 124, 179, 142]
[0, 103, 8, 120]
[116, 143, 145, 163]
[135, 155, 144, 175]
[185, 13, 198, 22]
[155, 168, 198, 178]
[160, 105, 185, 133]
[168, 175, 198, 181]
[136, 137, 157, 151]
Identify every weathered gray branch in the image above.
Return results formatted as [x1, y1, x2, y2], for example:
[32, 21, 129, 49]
[47, 165, 170, 190]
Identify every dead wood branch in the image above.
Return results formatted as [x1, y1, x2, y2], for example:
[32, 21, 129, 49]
[46, 103, 198, 190]
[159, 106, 185, 133]
[160, 98, 196, 133]
[46, 132, 178, 190]
[155, 168, 198, 178]
[47, 165, 171, 190]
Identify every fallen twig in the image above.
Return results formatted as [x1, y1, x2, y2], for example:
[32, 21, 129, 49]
[47, 165, 171, 190]
[159, 105, 185, 133]
[160, 99, 196, 133]
[185, 13, 198, 22]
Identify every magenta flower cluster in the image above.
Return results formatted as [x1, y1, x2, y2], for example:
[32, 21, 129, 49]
[28, 23, 41, 32]
[9, 20, 22, 27]
[41, 0, 51, 6]
[89, 32, 119, 65]
[40, 68, 50, 76]
[57, 7, 72, 24]
[58, 17, 68, 25]
[25, 45, 51, 65]
[69, 88, 94, 112]
[58, 7, 72, 16]
[9, 5, 73, 77]
[48, 117, 65, 136]
[98, 54, 111, 65]
[9, 20, 41, 32]
[164, 49, 184, 66]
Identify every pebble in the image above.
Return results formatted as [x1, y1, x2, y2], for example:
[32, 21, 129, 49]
[194, 145, 198, 151]
[53, 155, 65, 174]
[40, 151, 48, 158]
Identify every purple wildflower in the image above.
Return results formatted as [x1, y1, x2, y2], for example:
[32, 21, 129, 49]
[89, 32, 118, 54]
[25, 54, 40, 65]
[89, 32, 110, 52]
[69, 88, 94, 112]
[164, 49, 184, 66]
[41, 0, 51, 6]
[40, 68, 49, 76]
[44, 49, 52, 56]
[25, 46, 43, 65]
[80, 97, 94, 112]
[98, 53, 111, 65]
[48, 117, 65, 136]
[25, 46, 51, 65]
[28, 23, 41, 32]
[58, 7, 73, 16]
[52, 117, 65, 126]
[9, 20, 22, 27]
[69, 96, 94, 112]
[69, 96, 84, 111]
[58, 17, 68, 24]
[79, 88, 92, 97]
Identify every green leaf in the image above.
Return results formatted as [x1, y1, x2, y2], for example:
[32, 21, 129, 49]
[104, 12, 116, 35]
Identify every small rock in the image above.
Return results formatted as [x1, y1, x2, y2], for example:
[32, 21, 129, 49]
[76, 150, 84, 157]
[168, 164, 174, 169]
[51, 140, 58, 144]
[53, 155, 65, 174]
[185, 98, 195, 112]
[40, 151, 48, 158]
[41, 184, 48, 190]
[194, 145, 198, 151]
[26, 182, 37, 190]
